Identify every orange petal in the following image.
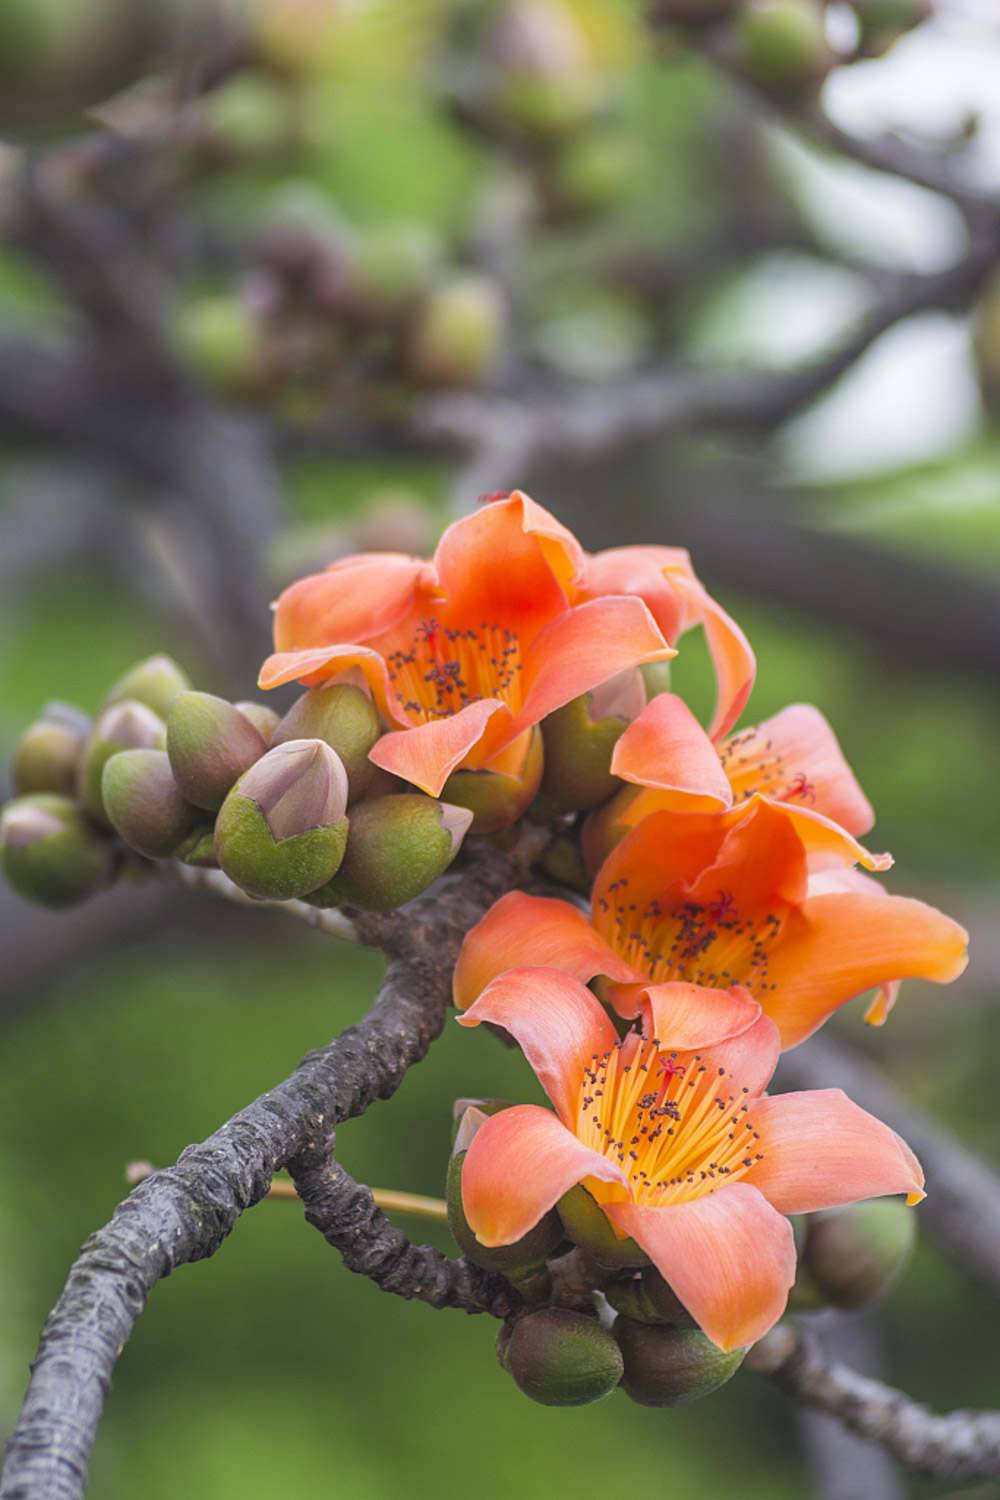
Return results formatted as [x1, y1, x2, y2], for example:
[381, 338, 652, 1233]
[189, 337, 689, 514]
[762, 887, 969, 1049]
[458, 967, 621, 1125]
[674, 1005, 781, 1100]
[611, 694, 733, 812]
[638, 981, 762, 1052]
[581, 545, 691, 641]
[452, 891, 638, 1012]
[514, 597, 674, 735]
[432, 493, 581, 647]
[461, 1105, 627, 1248]
[272, 553, 429, 653]
[662, 562, 756, 742]
[368, 699, 511, 797]
[607, 1184, 796, 1351]
[257, 642, 399, 712]
[721, 704, 874, 837]
[745, 1089, 924, 1213]
[779, 802, 891, 874]
[592, 808, 732, 934]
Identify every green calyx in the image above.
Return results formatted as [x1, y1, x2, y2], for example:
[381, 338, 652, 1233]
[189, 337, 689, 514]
[272, 682, 380, 802]
[101, 749, 199, 859]
[166, 691, 268, 812]
[0, 793, 113, 908]
[605, 1267, 696, 1328]
[446, 1148, 563, 1275]
[78, 700, 166, 827]
[102, 654, 191, 720]
[442, 726, 543, 835]
[802, 1199, 917, 1310]
[307, 794, 472, 912]
[540, 690, 632, 812]
[11, 703, 89, 797]
[499, 1309, 623, 1408]
[615, 1317, 744, 1407]
[214, 739, 350, 900]
[557, 1184, 649, 1269]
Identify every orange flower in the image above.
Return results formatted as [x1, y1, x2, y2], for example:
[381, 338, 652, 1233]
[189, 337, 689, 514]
[453, 796, 967, 1047]
[258, 493, 673, 804]
[458, 969, 923, 1350]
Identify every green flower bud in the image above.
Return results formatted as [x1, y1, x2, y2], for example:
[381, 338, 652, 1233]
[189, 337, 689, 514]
[176, 294, 262, 396]
[499, 1308, 623, 1407]
[352, 223, 442, 315]
[580, 783, 640, 875]
[307, 794, 472, 912]
[103, 654, 191, 719]
[78, 701, 166, 826]
[166, 691, 268, 811]
[558, 1184, 649, 1269]
[449, 1097, 514, 1146]
[214, 739, 350, 900]
[233, 701, 281, 745]
[272, 683, 380, 802]
[538, 833, 591, 893]
[551, 132, 640, 219]
[11, 703, 89, 796]
[406, 275, 505, 389]
[605, 1267, 697, 1327]
[541, 672, 643, 812]
[491, 1, 606, 141]
[802, 1199, 917, 1310]
[615, 1317, 744, 1406]
[442, 725, 543, 835]
[101, 750, 199, 859]
[0, 794, 113, 908]
[736, 0, 831, 94]
[173, 824, 219, 868]
[447, 1128, 563, 1274]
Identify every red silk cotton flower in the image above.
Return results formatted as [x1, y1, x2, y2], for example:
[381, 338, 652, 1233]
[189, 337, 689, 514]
[457, 968, 924, 1351]
[257, 492, 752, 809]
[454, 795, 967, 1048]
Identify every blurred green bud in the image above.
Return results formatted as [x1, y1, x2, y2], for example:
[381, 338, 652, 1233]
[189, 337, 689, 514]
[443, 725, 543, 835]
[78, 701, 165, 826]
[308, 794, 472, 912]
[11, 703, 89, 797]
[853, 0, 930, 40]
[0, 793, 113, 908]
[248, 0, 342, 76]
[736, 0, 832, 93]
[233, 701, 281, 745]
[605, 1267, 697, 1327]
[551, 131, 640, 219]
[166, 692, 267, 812]
[353, 223, 442, 315]
[558, 1184, 648, 1269]
[176, 294, 263, 396]
[201, 72, 291, 158]
[273, 682, 380, 802]
[615, 1318, 744, 1406]
[214, 739, 350, 900]
[101, 749, 199, 860]
[407, 275, 505, 389]
[499, 1308, 623, 1407]
[492, 0, 605, 140]
[541, 672, 643, 811]
[803, 1199, 917, 1310]
[447, 1123, 563, 1274]
[103, 654, 191, 720]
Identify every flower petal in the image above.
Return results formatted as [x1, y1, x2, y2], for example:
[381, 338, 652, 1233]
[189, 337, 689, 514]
[461, 1104, 627, 1247]
[721, 704, 874, 837]
[662, 562, 756, 742]
[639, 981, 762, 1052]
[368, 699, 511, 796]
[452, 891, 638, 1012]
[744, 1089, 924, 1212]
[762, 887, 969, 1049]
[582, 545, 690, 641]
[779, 803, 891, 874]
[258, 642, 398, 711]
[611, 694, 733, 812]
[514, 597, 674, 735]
[675, 1005, 781, 1100]
[607, 1184, 795, 1351]
[272, 553, 429, 652]
[458, 967, 620, 1125]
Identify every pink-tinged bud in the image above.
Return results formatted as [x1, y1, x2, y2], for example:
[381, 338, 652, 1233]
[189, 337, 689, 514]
[78, 701, 166, 827]
[11, 703, 89, 797]
[406, 275, 505, 389]
[101, 750, 199, 860]
[736, 0, 832, 94]
[499, 1308, 623, 1407]
[103, 654, 191, 720]
[541, 671, 644, 812]
[447, 1146, 563, 1274]
[308, 794, 472, 912]
[214, 739, 349, 900]
[616, 1318, 745, 1406]
[443, 725, 543, 835]
[233, 702, 281, 745]
[557, 1184, 648, 1269]
[1, 793, 113, 908]
[272, 682, 380, 803]
[803, 1199, 917, 1310]
[166, 691, 268, 812]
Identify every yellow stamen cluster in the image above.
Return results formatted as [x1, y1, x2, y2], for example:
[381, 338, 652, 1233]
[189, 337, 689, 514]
[385, 618, 523, 725]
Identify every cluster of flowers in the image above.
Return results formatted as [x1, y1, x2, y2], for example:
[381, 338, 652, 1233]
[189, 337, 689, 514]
[262, 491, 967, 1391]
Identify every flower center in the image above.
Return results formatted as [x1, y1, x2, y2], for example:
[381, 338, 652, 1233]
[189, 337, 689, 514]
[719, 727, 815, 805]
[597, 879, 784, 995]
[575, 1034, 763, 1207]
[385, 618, 523, 726]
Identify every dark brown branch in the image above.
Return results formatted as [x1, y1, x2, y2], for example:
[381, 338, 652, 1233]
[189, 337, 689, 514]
[0, 847, 522, 1500]
[749, 1322, 1000, 1481]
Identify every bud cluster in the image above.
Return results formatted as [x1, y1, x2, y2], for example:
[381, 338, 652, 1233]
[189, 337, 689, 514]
[1, 656, 471, 915]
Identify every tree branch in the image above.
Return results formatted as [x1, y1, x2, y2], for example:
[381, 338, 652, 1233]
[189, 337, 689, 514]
[749, 1322, 1000, 1481]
